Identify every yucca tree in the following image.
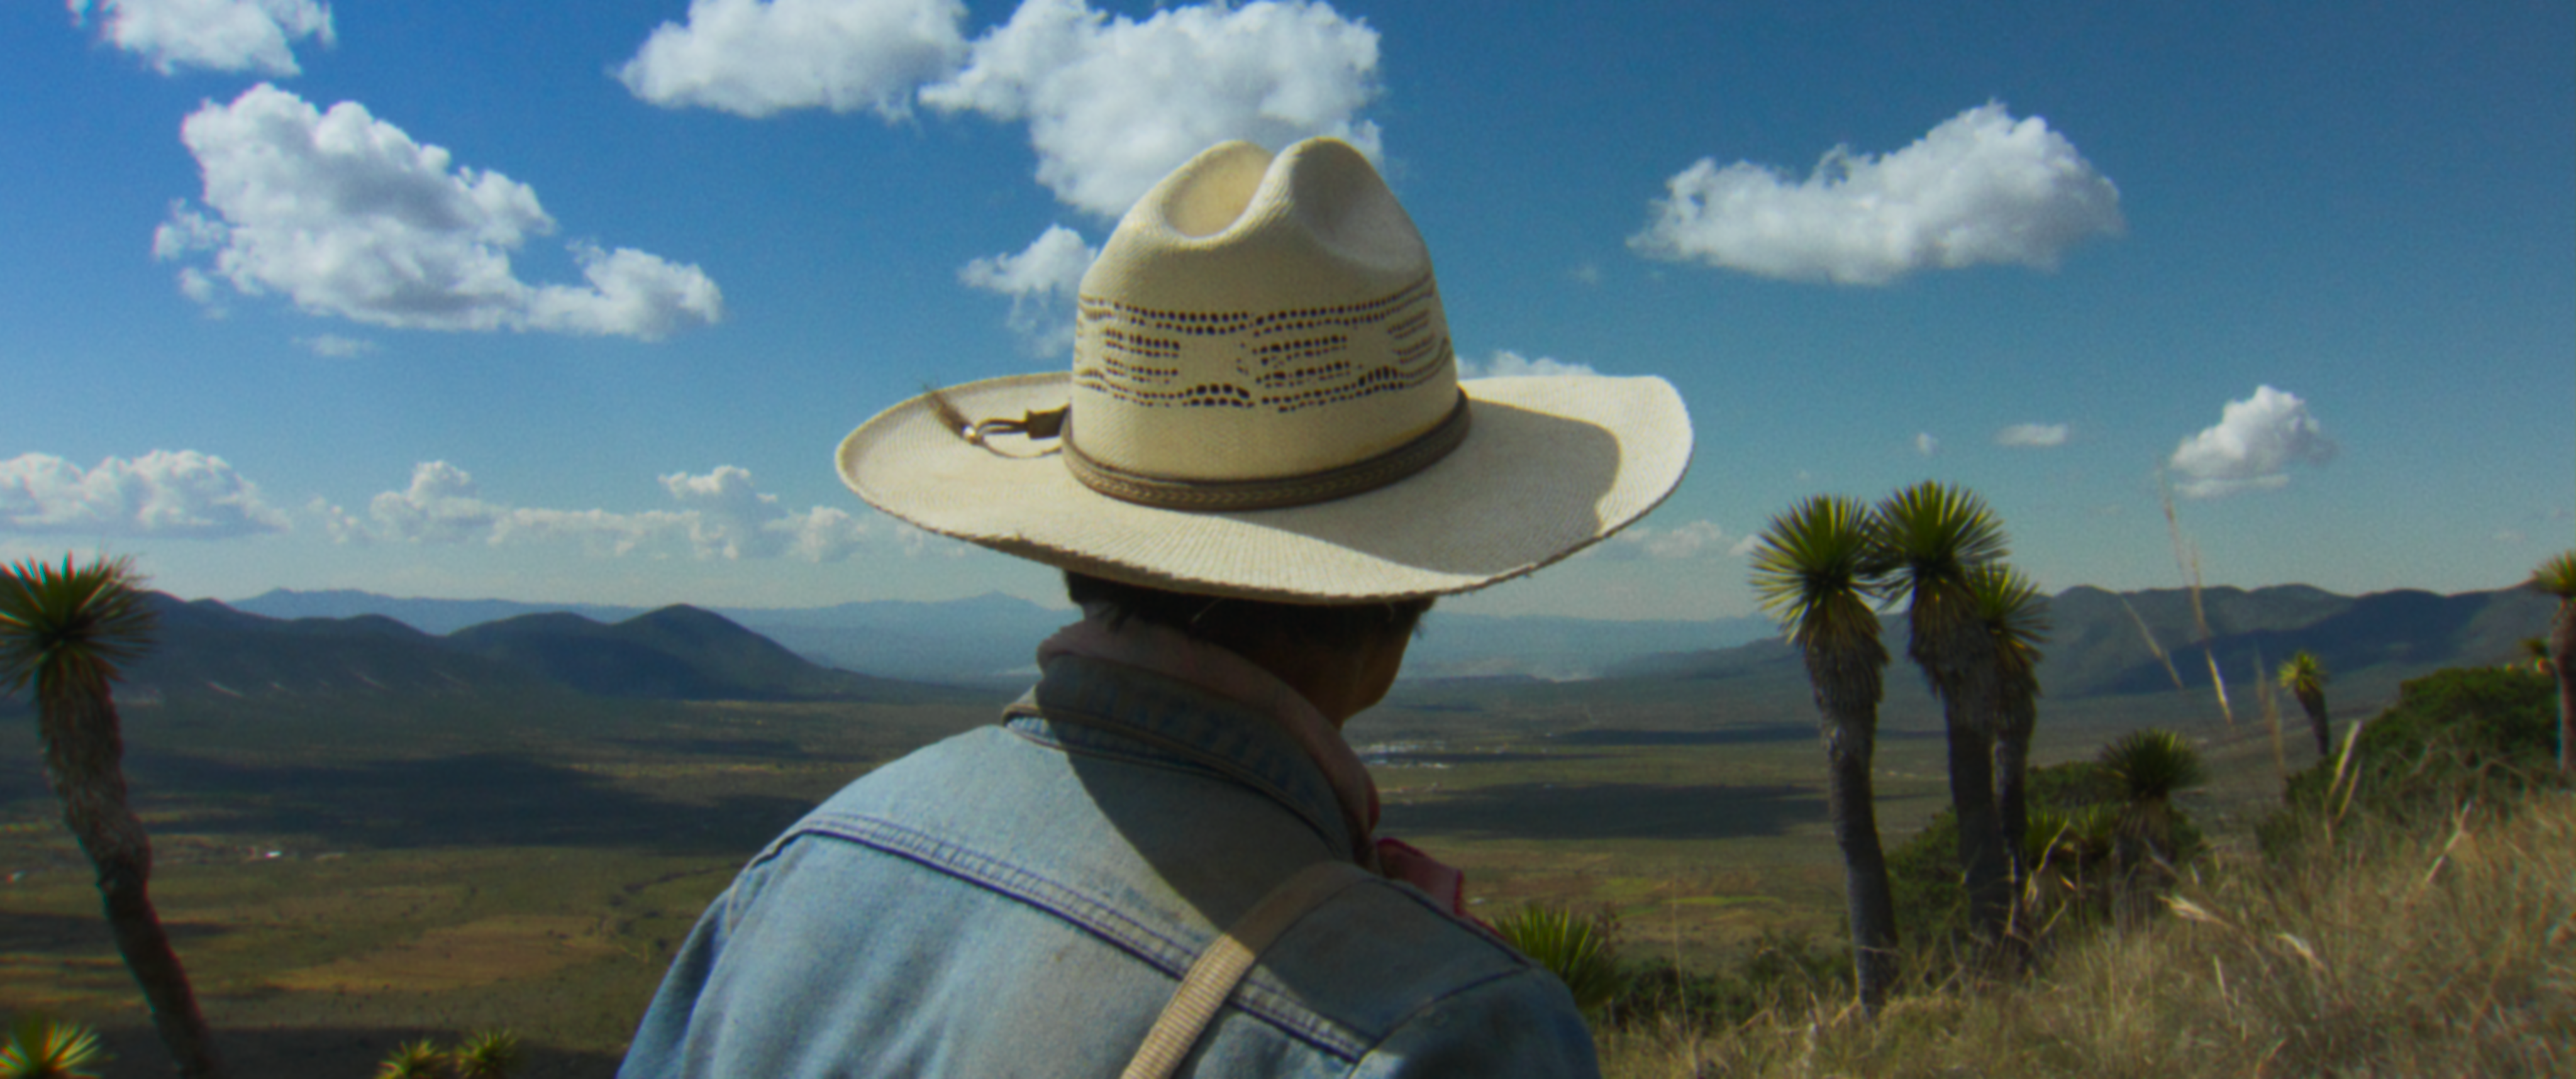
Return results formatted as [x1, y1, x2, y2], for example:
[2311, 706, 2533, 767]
[2277, 650, 2332, 756]
[0, 556, 224, 1079]
[1869, 481, 2014, 945]
[1748, 494, 1899, 1011]
[1968, 563, 2049, 883]
[2531, 551, 2576, 773]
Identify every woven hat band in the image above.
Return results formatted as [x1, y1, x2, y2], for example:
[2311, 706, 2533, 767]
[1063, 393, 1472, 512]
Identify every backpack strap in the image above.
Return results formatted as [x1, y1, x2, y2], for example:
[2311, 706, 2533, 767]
[1121, 861, 1374, 1079]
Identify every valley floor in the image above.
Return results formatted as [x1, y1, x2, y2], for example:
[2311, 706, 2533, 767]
[1, 678, 2311, 1078]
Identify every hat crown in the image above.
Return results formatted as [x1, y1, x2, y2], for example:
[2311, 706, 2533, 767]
[1071, 139, 1458, 482]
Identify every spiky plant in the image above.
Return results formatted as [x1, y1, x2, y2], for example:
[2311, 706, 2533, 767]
[1749, 494, 1899, 1011]
[2528, 551, 2576, 773]
[1870, 482, 2015, 946]
[1491, 904, 1627, 1015]
[0, 556, 222, 1078]
[2279, 651, 2332, 756]
[450, 1031, 521, 1079]
[2101, 729, 2206, 804]
[2098, 729, 2206, 894]
[0, 1015, 109, 1079]
[1969, 563, 2050, 884]
[374, 1040, 446, 1079]
[2019, 803, 2120, 927]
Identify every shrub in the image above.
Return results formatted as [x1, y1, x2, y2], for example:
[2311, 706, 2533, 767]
[1606, 930, 1850, 1030]
[0, 1015, 108, 1079]
[1491, 904, 1627, 1015]
[451, 1031, 521, 1079]
[1888, 758, 2199, 950]
[374, 1041, 447, 1079]
[2268, 667, 2563, 852]
[369, 1030, 520, 1079]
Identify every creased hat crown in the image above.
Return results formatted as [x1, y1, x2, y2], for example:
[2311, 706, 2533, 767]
[836, 136, 1695, 602]
[1070, 139, 1458, 482]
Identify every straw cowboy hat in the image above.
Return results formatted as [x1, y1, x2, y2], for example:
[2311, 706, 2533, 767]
[838, 138, 1692, 602]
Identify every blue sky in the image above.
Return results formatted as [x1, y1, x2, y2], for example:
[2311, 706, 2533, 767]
[4, 0, 2569, 621]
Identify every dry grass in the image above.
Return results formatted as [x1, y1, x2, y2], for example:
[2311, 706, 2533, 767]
[267, 914, 618, 992]
[1600, 789, 2575, 1078]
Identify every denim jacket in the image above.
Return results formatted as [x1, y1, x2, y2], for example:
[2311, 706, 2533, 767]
[619, 653, 1599, 1077]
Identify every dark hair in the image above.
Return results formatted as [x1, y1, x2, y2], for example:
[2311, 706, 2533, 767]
[1064, 571, 1433, 656]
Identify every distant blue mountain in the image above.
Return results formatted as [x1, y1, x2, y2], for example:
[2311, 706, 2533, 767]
[1609, 584, 2554, 702]
[124, 594, 965, 706]
[230, 589, 647, 634]
[228, 588, 1771, 683]
[443, 605, 938, 702]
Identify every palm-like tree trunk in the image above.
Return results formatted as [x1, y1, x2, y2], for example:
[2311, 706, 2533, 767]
[1929, 626, 2014, 947]
[2296, 689, 2331, 757]
[1806, 646, 1898, 1011]
[1992, 690, 2036, 882]
[2551, 600, 2573, 774]
[4, 557, 225, 1079]
[1871, 482, 2016, 953]
[1750, 494, 1899, 1013]
[39, 680, 225, 1079]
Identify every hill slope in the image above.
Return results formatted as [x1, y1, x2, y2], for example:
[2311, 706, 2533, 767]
[443, 605, 939, 702]
[70, 595, 965, 709]
[121, 594, 553, 704]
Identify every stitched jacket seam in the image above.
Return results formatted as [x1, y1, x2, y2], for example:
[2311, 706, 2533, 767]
[784, 811, 1372, 1060]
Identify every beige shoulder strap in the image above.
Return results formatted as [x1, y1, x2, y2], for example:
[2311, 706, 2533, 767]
[1121, 861, 1373, 1079]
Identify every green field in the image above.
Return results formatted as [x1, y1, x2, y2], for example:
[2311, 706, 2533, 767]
[0, 673, 2306, 1078]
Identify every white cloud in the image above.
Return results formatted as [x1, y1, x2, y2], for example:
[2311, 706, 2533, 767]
[70, 0, 334, 76]
[960, 224, 1096, 355]
[332, 462, 892, 562]
[1457, 350, 1599, 379]
[0, 450, 291, 538]
[1629, 102, 2124, 285]
[296, 333, 375, 357]
[1994, 422, 2069, 448]
[154, 84, 722, 340]
[2168, 385, 2337, 499]
[1914, 432, 1940, 456]
[658, 465, 874, 560]
[358, 462, 512, 545]
[616, 0, 970, 119]
[613, 0, 1382, 218]
[921, 0, 1384, 216]
[1589, 519, 1741, 562]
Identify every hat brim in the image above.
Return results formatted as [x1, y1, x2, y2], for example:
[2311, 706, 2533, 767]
[837, 374, 1693, 602]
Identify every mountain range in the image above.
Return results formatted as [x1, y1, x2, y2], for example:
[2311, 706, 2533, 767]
[49, 582, 2546, 718]
[1611, 584, 2553, 701]
[228, 589, 1775, 683]
[113, 594, 955, 709]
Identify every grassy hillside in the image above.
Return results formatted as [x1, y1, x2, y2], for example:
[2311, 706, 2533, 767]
[1594, 663, 2573, 1077]
[1597, 788, 2573, 1077]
